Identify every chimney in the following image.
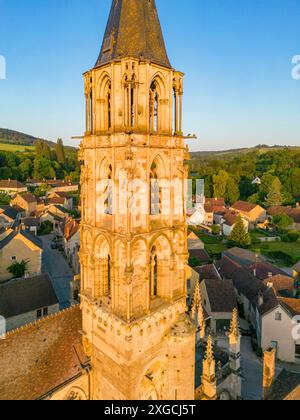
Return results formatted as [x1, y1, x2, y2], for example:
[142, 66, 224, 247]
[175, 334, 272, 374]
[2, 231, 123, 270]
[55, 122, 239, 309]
[253, 267, 257, 277]
[296, 202, 299, 208]
[268, 272, 273, 279]
[263, 348, 276, 400]
[267, 282, 274, 289]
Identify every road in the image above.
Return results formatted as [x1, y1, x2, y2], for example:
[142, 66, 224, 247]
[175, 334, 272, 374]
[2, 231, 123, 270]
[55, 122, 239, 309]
[216, 334, 264, 400]
[41, 234, 73, 310]
[240, 337, 264, 400]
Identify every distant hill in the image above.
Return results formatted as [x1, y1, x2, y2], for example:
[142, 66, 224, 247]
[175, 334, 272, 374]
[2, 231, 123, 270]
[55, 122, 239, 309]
[0, 128, 77, 152]
[190, 145, 300, 161]
[0, 128, 56, 147]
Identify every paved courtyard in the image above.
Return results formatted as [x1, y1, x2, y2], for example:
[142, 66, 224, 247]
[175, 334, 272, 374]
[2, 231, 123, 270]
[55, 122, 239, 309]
[41, 234, 73, 310]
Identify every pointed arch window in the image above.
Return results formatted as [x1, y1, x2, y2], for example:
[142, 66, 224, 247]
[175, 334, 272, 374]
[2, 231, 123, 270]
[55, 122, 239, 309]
[108, 255, 111, 297]
[150, 81, 159, 132]
[86, 90, 93, 133]
[107, 82, 111, 130]
[150, 248, 158, 299]
[150, 161, 162, 215]
[104, 164, 113, 215]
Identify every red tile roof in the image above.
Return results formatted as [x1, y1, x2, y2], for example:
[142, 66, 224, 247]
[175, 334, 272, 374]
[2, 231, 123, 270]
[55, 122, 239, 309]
[0, 306, 87, 400]
[231, 201, 259, 213]
[246, 262, 287, 281]
[263, 275, 295, 293]
[0, 180, 26, 189]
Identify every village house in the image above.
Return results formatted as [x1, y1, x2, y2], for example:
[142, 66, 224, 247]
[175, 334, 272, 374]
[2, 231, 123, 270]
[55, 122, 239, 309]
[217, 255, 300, 363]
[63, 218, 80, 274]
[188, 263, 221, 303]
[187, 197, 225, 227]
[221, 211, 249, 237]
[245, 261, 288, 281]
[27, 179, 79, 193]
[21, 217, 41, 236]
[231, 201, 266, 224]
[0, 206, 23, 228]
[11, 193, 37, 217]
[0, 180, 27, 196]
[0, 229, 43, 282]
[200, 277, 237, 333]
[223, 247, 266, 267]
[206, 197, 226, 213]
[0, 274, 59, 332]
[47, 192, 73, 210]
[0, 305, 90, 400]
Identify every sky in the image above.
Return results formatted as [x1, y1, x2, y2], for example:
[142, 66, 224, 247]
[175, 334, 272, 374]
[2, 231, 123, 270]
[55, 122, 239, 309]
[0, 0, 299, 151]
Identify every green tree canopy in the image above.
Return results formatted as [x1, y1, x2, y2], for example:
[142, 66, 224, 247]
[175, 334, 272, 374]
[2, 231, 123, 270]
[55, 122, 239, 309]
[7, 259, 29, 279]
[266, 178, 283, 207]
[55, 138, 65, 164]
[225, 176, 240, 204]
[273, 213, 293, 229]
[213, 170, 229, 198]
[228, 215, 251, 248]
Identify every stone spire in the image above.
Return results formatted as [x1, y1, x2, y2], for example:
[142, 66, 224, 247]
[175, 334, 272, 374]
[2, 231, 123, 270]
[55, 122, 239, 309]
[201, 336, 217, 400]
[229, 308, 240, 338]
[191, 281, 205, 340]
[228, 309, 242, 399]
[204, 336, 214, 364]
[191, 281, 201, 319]
[95, 0, 171, 69]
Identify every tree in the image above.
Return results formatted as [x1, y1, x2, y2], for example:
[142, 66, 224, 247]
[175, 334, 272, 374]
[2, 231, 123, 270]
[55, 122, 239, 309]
[289, 168, 300, 197]
[0, 192, 10, 205]
[7, 259, 29, 279]
[33, 157, 55, 180]
[0, 166, 12, 179]
[211, 224, 221, 235]
[55, 138, 65, 164]
[42, 142, 51, 160]
[273, 213, 293, 229]
[213, 170, 229, 198]
[266, 178, 282, 207]
[259, 173, 276, 200]
[225, 176, 240, 204]
[228, 216, 251, 248]
[18, 159, 33, 181]
[35, 140, 44, 157]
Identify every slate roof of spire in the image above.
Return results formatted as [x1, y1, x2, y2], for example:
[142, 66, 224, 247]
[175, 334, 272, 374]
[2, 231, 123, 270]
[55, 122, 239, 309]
[95, 0, 171, 69]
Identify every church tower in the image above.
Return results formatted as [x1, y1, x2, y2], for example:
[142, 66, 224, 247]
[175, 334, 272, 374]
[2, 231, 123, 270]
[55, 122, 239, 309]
[79, 0, 195, 400]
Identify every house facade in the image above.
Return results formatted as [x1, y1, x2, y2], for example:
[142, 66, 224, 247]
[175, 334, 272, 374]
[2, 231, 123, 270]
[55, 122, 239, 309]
[11, 193, 37, 216]
[231, 201, 266, 224]
[0, 180, 27, 195]
[0, 230, 43, 282]
[0, 274, 59, 331]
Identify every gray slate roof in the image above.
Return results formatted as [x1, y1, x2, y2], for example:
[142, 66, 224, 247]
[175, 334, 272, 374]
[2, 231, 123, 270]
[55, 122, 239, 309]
[0, 229, 42, 251]
[204, 278, 237, 313]
[0, 274, 58, 319]
[268, 370, 300, 400]
[96, 0, 171, 69]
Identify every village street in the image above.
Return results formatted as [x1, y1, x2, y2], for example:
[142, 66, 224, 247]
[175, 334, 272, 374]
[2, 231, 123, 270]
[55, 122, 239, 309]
[41, 234, 73, 310]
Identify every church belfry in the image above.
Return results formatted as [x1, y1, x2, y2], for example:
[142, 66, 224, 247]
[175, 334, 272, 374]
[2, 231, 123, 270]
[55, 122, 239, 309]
[79, 0, 195, 400]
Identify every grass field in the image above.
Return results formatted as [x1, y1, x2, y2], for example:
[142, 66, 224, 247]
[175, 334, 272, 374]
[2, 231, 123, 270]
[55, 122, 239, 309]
[0, 142, 34, 152]
[250, 241, 300, 266]
[191, 229, 227, 257]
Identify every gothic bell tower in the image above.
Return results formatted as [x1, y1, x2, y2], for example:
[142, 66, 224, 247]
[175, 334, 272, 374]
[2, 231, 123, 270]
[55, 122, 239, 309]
[79, 0, 195, 400]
